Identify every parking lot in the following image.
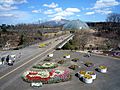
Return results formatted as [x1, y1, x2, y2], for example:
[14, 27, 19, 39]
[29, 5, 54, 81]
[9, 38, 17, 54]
[2, 50, 119, 90]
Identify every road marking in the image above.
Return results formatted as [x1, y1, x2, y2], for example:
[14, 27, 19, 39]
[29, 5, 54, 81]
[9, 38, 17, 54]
[0, 47, 54, 80]
[0, 34, 71, 80]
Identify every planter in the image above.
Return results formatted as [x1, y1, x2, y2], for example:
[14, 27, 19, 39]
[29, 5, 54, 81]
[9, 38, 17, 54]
[48, 54, 53, 57]
[97, 65, 107, 73]
[85, 62, 94, 67]
[69, 65, 78, 70]
[86, 71, 96, 79]
[83, 74, 93, 84]
[78, 70, 86, 78]
[31, 82, 43, 87]
[64, 55, 70, 58]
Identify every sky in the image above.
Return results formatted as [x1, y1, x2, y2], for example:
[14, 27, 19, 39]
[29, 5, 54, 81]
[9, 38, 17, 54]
[0, 0, 120, 24]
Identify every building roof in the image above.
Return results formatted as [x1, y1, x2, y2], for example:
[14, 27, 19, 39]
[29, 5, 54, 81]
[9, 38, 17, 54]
[62, 19, 89, 31]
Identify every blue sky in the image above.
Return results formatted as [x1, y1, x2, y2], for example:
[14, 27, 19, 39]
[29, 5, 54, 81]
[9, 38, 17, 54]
[0, 0, 120, 24]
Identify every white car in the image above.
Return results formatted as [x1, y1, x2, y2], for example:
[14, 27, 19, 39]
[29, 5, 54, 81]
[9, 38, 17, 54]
[31, 82, 43, 87]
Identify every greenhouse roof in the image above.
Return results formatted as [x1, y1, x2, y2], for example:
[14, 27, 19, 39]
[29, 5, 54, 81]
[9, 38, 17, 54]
[63, 19, 89, 31]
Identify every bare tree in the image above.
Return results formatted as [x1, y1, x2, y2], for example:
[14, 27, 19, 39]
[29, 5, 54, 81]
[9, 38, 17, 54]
[106, 13, 120, 22]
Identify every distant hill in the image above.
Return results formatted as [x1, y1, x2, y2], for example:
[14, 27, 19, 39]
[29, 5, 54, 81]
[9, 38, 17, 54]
[41, 19, 69, 27]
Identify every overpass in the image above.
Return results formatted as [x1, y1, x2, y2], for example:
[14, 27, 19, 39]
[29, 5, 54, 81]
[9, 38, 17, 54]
[56, 34, 74, 50]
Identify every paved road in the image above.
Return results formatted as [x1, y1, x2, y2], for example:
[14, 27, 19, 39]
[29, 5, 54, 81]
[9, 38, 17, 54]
[0, 37, 120, 90]
[0, 34, 72, 90]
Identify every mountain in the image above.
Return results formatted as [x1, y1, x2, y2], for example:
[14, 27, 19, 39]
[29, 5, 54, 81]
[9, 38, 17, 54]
[41, 19, 69, 27]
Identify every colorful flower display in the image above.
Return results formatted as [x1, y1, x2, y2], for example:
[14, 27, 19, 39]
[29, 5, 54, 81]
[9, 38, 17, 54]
[32, 62, 58, 69]
[77, 70, 96, 84]
[97, 65, 107, 73]
[22, 69, 71, 84]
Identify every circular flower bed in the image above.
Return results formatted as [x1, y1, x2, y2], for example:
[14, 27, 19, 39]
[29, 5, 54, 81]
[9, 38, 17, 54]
[97, 65, 107, 73]
[77, 70, 96, 84]
[83, 74, 93, 84]
[22, 69, 71, 84]
[86, 71, 96, 79]
[77, 70, 86, 78]
[32, 62, 58, 69]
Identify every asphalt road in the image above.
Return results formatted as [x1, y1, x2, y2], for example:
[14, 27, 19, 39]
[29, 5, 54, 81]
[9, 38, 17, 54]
[0, 37, 120, 90]
[0, 34, 72, 90]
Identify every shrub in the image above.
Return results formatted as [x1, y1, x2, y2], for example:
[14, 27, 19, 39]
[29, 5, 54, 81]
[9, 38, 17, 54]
[71, 58, 79, 62]
[57, 60, 65, 64]
[69, 65, 78, 70]
[84, 62, 94, 67]
[44, 58, 52, 62]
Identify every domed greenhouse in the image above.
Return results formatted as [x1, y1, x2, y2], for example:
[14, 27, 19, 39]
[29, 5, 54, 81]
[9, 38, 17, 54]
[62, 19, 89, 31]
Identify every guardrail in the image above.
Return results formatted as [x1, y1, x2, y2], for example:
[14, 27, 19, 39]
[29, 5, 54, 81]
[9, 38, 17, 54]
[56, 34, 74, 50]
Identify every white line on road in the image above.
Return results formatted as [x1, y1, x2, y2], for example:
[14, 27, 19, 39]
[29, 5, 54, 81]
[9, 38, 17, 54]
[0, 34, 71, 80]
[0, 47, 54, 80]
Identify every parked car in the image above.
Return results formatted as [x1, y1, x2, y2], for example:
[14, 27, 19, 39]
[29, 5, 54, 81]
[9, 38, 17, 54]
[84, 53, 91, 57]
[8, 60, 14, 66]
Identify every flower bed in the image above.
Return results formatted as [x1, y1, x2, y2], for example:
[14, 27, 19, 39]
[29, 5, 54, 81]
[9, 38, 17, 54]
[86, 71, 96, 79]
[39, 43, 46, 48]
[77, 70, 96, 84]
[69, 65, 78, 70]
[32, 62, 58, 69]
[71, 58, 79, 62]
[22, 69, 71, 84]
[83, 74, 93, 84]
[57, 60, 65, 64]
[97, 65, 107, 73]
[77, 70, 86, 78]
[84, 62, 94, 67]
[43, 58, 52, 62]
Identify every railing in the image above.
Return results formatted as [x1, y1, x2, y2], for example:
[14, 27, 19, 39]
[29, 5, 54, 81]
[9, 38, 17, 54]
[56, 34, 74, 50]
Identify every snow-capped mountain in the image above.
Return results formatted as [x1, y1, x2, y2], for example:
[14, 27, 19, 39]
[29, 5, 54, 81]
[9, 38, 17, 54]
[41, 19, 69, 27]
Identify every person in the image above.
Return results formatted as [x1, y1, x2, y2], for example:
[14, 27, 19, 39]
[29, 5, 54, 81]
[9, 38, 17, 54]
[18, 52, 22, 58]
[1, 57, 5, 64]
[6, 55, 9, 64]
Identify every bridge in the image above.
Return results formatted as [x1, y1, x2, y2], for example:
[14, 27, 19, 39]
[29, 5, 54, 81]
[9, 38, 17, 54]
[56, 34, 74, 50]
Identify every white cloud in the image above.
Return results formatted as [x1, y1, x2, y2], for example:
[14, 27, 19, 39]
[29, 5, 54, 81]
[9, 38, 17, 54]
[51, 16, 65, 21]
[44, 10, 54, 15]
[93, 0, 120, 9]
[0, 4, 17, 11]
[95, 9, 112, 14]
[0, 0, 27, 5]
[54, 7, 62, 12]
[65, 8, 80, 12]
[0, 10, 29, 18]
[0, 13, 14, 17]
[49, 7, 80, 20]
[86, 0, 119, 15]
[0, 0, 27, 11]
[85, 12, 95, 15]
[43, 2, 58, 8]
[32, 9, 41, 13]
